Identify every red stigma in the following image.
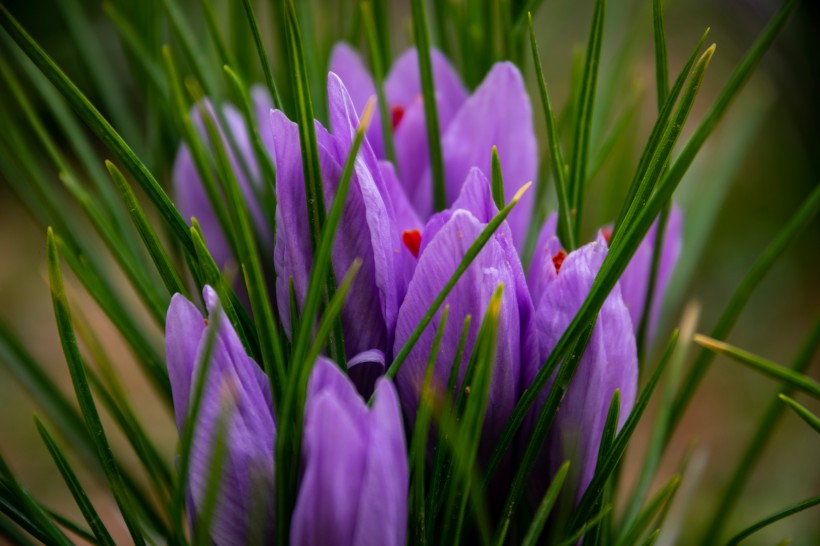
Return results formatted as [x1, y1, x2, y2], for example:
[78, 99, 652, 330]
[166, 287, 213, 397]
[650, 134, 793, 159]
[402, 229, 422, 258]
[552, 250, 567, 273]
[602, 227, 612, 245]
[391, 105, 405, 129]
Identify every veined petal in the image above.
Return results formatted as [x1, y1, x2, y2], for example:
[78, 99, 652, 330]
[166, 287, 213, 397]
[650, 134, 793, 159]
[394, 209, 522, 446]
[423, 62, 537, 247]
[292, 360, 407, 546]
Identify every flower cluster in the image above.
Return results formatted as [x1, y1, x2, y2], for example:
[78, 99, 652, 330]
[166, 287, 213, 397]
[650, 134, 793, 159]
[169, 44, 681, 544]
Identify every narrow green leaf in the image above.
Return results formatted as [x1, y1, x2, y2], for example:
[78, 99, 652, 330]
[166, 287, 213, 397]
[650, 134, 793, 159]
[726, 496, 820, 546]
[276, 102, 375, 545]
[411, 0, 446, 211]
[362, 2, 396, 163]
[0, 5, 195, 255]
[612, 44, 716, 245]
[197, 97, 287, 405]
[46, 228, 145, 546]
[445, 285, 503, 546]
[0, 456, 72, 546]
[491, 146, 505, 210]
[557, 504, 612, 546]
[694, 335, 820, 398]
[55, 0, 140, 145]
[616, 474, 681, 546]
[427, 315, 472, 533]
[34, 417, 116, 546]
[671, 187, 820, 428]
[779, 394, 820, 433]
[611, 27, 710, 238]
[567, 0, 606, 241]
[283, 0, 346, 367]
[410, 306, 450, 545]
[107, 161, 187, 297]
[386, 183, 531, 380]
[241, 0, 283, 109]
[622, 303, 699, 528]
[521, 461, 571, 546]
[652, 0, 670, 108]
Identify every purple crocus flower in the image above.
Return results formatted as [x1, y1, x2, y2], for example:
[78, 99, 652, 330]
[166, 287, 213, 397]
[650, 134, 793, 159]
[273, 73, 405, 395]
[524, 232, 638, 501]
[330, 46, 537, 248]
[605, 205, 683, 341]
[291, 358, 408, 546]
[330, 43, 468, 198]
[424, 62, 537, 249]
[172, 89, 275, 269]
[394, 167, 536, 449]
[166, 286, 276, 545]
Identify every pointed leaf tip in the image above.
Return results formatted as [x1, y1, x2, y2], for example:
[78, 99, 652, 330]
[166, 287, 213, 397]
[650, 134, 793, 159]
[512, 182, 533, 204]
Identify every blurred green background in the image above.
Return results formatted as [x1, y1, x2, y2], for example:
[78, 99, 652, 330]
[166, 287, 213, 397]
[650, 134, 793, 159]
[0, 0, 818, 543]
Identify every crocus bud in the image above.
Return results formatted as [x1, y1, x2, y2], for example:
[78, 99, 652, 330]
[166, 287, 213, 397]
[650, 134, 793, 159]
[394, 168, 536, 449]
[330, 43, 467, 195]
[272, 73, 405, 396]
[525, 234, 638, 500]
[165, 286, 276, 545]
[613, 205, 683, 342]
[424, 62, 537, 248]
[171, 90, 275, 269]
[290, 358, 408, 546]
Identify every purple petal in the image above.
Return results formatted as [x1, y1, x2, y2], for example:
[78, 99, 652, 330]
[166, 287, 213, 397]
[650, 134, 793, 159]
[347, 349, 387, 400]
[172, 288, 276, 545]
[292, 360, 407, 546]
[526, 241, 637, 500]
[421, 62, 537, 247]
[328, 43, 382, 158]
[350, 378, 408, 546]
[166, 293, 206, 431]
[385, 47, 467, 116]
[616, 204, 683, 340]
[394, 209, 523, 446]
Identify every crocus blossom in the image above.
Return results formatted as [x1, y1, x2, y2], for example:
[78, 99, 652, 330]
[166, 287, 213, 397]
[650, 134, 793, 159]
[330, 43, 468, 197]
[330, 46, 537, 248]
[394, 167, 536, 448]
[291, 358, 408, 546]
[611, 205, 683, 341]
[273, 72, 405, 395]
[525, 233, 638, 500]
[167, 288, 408, 546]
[172, 89, 275, 269]
[166, 286, 276, 546]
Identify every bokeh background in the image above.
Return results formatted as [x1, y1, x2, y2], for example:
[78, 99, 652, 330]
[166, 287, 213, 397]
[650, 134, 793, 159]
[0, 0, 818, 543]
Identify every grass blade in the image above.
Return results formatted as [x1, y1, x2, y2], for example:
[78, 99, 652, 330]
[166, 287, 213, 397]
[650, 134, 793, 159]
[521, 461, 571, 546]
[698, 317, 819, 543]
[567, 0, 606, 241]
[241, 0, 283, 109]
[694, 335, 820, 398]
[46, 228, 145, 546]
[34, 418, 116, 546]
[409, 306, 450, 545]
[726, 496, 820, 546]
[411, 0, 446, 211]
[107, 161, 187, 297]
[652, 0, 669, 108]
[671, 183, 820, 424]
[362, 2, 396, 164]
[283, 0, 346, 366]
[780, 394, 820, 433]
[616, 474, 681, 546]
[0, 5, 195, 255]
